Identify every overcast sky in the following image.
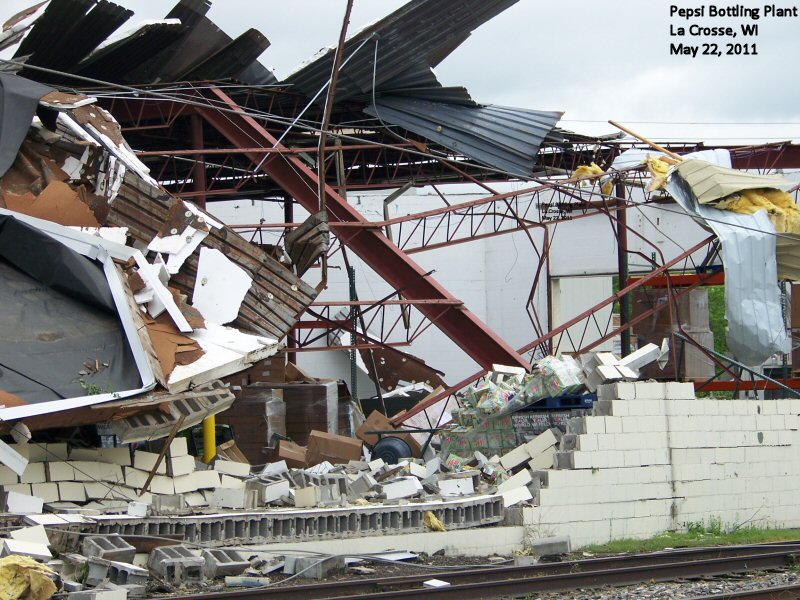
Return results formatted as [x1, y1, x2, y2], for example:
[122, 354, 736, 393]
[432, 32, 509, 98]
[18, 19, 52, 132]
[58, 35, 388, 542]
[4, 0, 800, 143]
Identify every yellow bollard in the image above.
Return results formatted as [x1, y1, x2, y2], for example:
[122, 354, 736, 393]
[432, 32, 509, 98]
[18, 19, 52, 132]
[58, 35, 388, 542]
[203, 415, 216, 463]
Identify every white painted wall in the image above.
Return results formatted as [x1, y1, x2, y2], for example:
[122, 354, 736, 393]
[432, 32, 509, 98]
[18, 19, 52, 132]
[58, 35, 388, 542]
[209, 183, 711, 393]
[523, 381, 800, 548]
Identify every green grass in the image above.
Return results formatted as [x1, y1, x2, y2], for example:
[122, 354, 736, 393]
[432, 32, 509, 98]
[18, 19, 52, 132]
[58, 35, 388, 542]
[578, 523, 800, 556]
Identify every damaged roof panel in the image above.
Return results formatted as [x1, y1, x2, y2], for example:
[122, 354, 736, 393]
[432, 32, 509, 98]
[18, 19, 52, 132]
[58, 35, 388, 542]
[285, 0, 519, 102]
[365, 98, 563, 177]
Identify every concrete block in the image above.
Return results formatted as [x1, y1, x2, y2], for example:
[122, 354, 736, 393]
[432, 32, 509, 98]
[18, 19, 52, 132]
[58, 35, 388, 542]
[83, 535, 136, 563]
[224, 576, 270, 587]
[262, 480, 291, 504]
[31, 483, 60, 503]
[407, 462, 427, 479]
[67, 461, 101, 482]
[59, 482, 87, 502]
[167, 455, 196, 478]
[525, 429, 559, 458]
[168, 437, 188, 458]
[152, 494, 186, 514]
[260, 461, 288, 477]
[192, 470, 222, 490]
[202, 548, 249, 578]
[10, 525, 50, 546]
[47, 462, 75, 482]
[4, 483, 32, 496]
[127, 502, 149, 518]
[0, 465, 18, 485]
[184, 492, 208, 507]
[288, 555, 345, 579]
[381, 476, 423, 500]
[10, 444, 47, 463]
[173, 473, 199, 495]
[497, 469, 533, 494]
[20, 462, 46, 484]
[148, 475, 175, 496]
[1, 538, 52, 560]
[438, 477, 474, 497]
[97, 448, 132, 467]
[147, 546, 205, 585]
[214, 460, 250, 478]
[105, 561, 149, 587]
[348, 472, 377, 496]
[69, 448, 101, 461]
[133, 451, 166, 475]
[499, 445, 531, 471]
[528, 536, 571, 556]
[211, 487, 254, 510]
[97, 464, 125, 484]
[500, 486, 533, 508]
[293, 486, 318, 508]
[123, 467, 147, 489]
[3, 490, 43, 514]
[45, 443, 69, 461]
[220, 475, 245, 489]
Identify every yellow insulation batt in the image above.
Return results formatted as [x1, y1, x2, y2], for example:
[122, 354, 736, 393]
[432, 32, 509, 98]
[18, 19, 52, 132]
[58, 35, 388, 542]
[572, 163, 613, 196]
[0, 555, 57, 600]
[715, 188, 800, 234]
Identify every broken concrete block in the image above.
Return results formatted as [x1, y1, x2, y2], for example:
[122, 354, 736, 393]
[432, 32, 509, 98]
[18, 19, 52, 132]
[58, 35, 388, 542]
[10, 525, 49, 546]
[425, 457, 441, 477]
[528, 447, 556, 471]
[499, 445, 531, 471]
[214, 460, 250, 478]
[1, 538, 52, 560]
[524, 429, 558, 458]
[184, 492, 208, 507]
[406, 462, 427, 478]
[3, 490, 44, 514]
[500, 485, 533, 508]
[261, 480, 291, 504]
[260, 461, 288, 477]
[105, 560, 149, 587]
[438, 478, 474, 497]
[497, 468, 533, 494]
[224, 576, 270, 587]
[127, 502, 149, 518]
[380, 476, 423, 500]
[348, 472, 377, 496]
[618, 342, 661, 372]
[202, 549, 249, 578]
[83, 535, 136, 563]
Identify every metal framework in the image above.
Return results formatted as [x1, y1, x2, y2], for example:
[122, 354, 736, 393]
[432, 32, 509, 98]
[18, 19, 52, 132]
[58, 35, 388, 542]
[92, 82, 800, 406]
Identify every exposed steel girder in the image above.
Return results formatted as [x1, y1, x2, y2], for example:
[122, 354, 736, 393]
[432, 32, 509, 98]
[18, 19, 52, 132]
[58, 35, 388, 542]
[194, 86, 530, 371]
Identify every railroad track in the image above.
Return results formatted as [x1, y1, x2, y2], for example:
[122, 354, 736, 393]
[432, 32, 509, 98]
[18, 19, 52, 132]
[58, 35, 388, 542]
[687, 583, 800, 599]
[168, 541, 800, 599]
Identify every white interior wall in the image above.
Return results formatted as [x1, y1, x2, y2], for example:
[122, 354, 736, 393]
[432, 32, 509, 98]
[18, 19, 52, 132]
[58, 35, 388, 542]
[209, 184, 709, 393]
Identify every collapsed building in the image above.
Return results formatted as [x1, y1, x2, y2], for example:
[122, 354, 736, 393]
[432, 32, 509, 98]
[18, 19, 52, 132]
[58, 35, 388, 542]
[0, 0, 800, 597]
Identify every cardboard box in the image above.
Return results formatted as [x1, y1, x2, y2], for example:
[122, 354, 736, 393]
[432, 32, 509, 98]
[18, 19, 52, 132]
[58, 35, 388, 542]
[355, 410, 422, 457]
[305, 431, 362, 466]
[278, 440, 307, 468]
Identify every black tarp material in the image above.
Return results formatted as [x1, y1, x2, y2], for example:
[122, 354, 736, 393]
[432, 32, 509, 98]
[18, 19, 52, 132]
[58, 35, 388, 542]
[0, 73, 54, 177]
[0, 214, 141, 403]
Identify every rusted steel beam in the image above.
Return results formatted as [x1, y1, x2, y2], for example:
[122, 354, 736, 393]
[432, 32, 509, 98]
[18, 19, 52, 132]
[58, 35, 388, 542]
[194, 87, 530, 371]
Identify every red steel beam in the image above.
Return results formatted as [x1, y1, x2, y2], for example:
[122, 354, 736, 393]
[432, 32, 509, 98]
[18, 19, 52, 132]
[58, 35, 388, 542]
[194, 87, 530, 371]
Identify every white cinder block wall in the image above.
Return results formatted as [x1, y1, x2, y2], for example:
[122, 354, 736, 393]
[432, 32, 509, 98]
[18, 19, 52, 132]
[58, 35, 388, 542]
[522, 381, 800, 548]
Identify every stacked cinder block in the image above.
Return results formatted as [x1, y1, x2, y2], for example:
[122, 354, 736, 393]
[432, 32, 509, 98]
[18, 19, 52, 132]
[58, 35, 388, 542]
[520, 381, 800, 548]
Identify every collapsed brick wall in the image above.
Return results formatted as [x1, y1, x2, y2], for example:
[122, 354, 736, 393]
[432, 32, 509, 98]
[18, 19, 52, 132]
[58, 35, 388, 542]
[521, 381, 800, 548]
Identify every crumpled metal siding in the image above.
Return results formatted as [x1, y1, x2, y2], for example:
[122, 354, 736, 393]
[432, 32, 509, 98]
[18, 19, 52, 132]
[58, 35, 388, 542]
[365, 98, 563, 177]
[284, 0, 519, 102]
[666, 173, 791, 366]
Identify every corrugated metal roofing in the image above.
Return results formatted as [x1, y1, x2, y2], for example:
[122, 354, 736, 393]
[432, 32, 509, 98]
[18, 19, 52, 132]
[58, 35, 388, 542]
[284, 0, 519, 102]
[674, 159, 793, 205]
[365, 97, 563, 177]
[370, 63, 476, 106]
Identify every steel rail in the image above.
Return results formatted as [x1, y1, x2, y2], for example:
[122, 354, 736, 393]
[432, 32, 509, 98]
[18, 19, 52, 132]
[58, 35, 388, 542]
[168, 543, 800, 600]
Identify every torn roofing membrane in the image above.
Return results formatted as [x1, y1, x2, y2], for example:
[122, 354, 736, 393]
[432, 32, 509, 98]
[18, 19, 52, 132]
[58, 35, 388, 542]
[0, 211, 156, 419]
[0, 73, 54, 178]
[665, 167, 791, 366]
